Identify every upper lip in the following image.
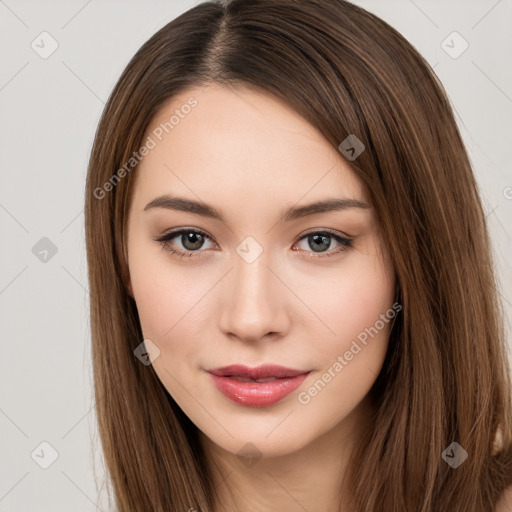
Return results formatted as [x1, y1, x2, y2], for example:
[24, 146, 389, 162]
[207, 364, 311, 379]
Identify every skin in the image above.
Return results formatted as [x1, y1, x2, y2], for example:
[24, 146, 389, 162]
[497, 486, 512, 512]
[125, 83, 397, 512]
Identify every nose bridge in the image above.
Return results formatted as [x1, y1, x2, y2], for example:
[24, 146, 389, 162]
[219, 245, 288, 341]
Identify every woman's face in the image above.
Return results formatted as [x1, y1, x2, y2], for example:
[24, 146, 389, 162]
[125, 83, 396, 458]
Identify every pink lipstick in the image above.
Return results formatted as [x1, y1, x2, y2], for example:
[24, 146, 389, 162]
[206, 364, 311, 407]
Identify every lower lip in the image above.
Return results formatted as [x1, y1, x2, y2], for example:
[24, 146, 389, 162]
[208, 372, 310, 407]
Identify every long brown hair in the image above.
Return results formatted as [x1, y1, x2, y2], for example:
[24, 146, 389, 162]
[84, 0, 512, 510]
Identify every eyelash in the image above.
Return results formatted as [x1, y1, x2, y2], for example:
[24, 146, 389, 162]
[154, 228, 354, 260]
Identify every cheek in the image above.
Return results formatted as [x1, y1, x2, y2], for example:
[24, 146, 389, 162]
[301, 250, 395, 355]
[131, 267, 204, 340]
[308, 250, 395, 410]
[128, 240, 215, 351]
[129, 266, 170, 340]
[298, 265, 394, 414]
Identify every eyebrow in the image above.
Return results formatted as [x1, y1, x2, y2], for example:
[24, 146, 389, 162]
[144, 195, 370, 222]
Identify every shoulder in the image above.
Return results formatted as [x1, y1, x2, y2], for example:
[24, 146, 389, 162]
[496, 484, 512, 512]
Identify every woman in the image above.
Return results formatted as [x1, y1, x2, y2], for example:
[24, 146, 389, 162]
[84, 0, 512, 510]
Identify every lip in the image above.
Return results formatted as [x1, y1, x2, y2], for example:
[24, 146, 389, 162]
[207, 364, 310, 379]
[206, 364, 312, 407]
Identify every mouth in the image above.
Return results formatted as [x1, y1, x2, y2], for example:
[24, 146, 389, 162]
[207, 364, 311, 379]
[225, 376, 284, 383]
[206, 364, 312, 407]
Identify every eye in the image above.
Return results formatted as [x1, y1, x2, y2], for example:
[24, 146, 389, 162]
[155, 228, 215, 259]
[154, 228, 353, 260]
[292, 230, 353, 259]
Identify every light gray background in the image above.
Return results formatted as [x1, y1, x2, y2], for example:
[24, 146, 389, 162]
[1, 0, 511, 510]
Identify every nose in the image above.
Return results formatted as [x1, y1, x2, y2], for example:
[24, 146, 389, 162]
[218, 251, 291, 343]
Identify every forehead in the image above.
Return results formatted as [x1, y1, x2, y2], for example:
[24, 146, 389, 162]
[132, 83, 367, 211]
